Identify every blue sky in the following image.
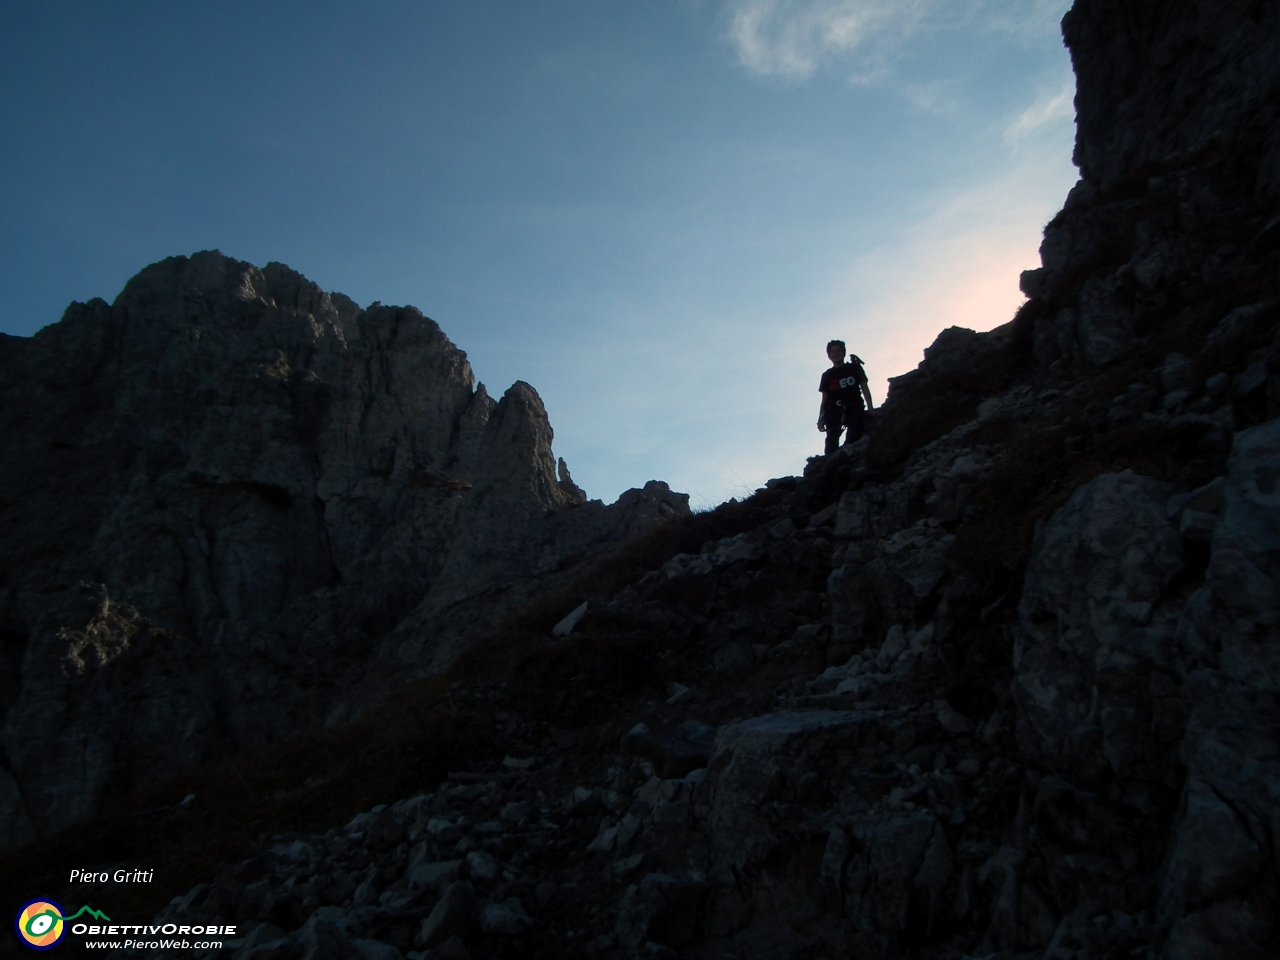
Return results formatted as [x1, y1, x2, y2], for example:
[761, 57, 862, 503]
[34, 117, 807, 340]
[1, 0, 1078, 508]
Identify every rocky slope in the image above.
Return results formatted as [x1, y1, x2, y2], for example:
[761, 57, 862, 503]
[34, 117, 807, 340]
[0, 252, 689, 851]
[8, 0, 1280, 957]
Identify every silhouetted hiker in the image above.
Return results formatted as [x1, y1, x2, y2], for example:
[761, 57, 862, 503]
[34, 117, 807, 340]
[818, 340, 874, 455]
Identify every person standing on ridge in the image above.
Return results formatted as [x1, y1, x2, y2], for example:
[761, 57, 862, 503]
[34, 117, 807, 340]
[818, 340, 874, 455]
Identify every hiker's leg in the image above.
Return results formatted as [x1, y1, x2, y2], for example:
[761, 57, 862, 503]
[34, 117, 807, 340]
[843, 409, 866, 445]
[824, 408, 844, 454]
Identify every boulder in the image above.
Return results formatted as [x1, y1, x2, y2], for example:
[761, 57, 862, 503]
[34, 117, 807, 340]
[418, 881, 476, 949]
[620, 723, 714, 779]
[1013, 471, 1184, 784]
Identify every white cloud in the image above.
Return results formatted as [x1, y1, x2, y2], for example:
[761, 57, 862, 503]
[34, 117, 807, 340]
[1004, 79, 1074, 142]
[722, 0, 1068, 80]
[974, 0, 1071, 38]
[724, 0, 924, 79]
[903, 78, 962, 115]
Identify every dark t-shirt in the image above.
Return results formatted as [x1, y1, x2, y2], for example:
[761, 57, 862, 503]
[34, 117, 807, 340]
[819, 362, 868, 413]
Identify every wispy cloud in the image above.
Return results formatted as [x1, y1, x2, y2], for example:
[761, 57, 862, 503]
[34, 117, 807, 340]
[1004, 79, 1074, 141]
[903, 78, 962, 115]
[724, 0, 926, 80]
[722, 0, 1067, 80]
[975, 0, 1071, 38]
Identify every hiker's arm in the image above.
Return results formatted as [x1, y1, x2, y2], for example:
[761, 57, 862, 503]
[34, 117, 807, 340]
[817, 399, 826, 429]
[861, 381, 875, 411]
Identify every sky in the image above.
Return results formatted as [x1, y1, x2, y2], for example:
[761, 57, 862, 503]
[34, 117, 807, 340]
[0, 0, 1079, 509]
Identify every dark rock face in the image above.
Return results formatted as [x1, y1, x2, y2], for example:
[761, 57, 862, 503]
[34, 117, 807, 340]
[1022, 0, 1280, 382]
[1013, 469, 1184, 787]
[1065, 0, 1280, 195]
[0, 252, 689, 850]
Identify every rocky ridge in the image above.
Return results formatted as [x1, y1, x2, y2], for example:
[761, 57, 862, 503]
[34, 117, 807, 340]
[0, 251, 689, 850]
[124, 399, 1279, 960]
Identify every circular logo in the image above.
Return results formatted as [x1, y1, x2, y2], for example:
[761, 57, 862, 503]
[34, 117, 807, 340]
[15, 899, 66, 950]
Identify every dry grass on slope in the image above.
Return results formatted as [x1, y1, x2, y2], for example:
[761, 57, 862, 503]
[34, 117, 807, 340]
[0, 490, 787, 927]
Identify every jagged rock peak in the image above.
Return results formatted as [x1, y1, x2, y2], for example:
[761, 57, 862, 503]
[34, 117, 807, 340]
[0, 251, 689, 852]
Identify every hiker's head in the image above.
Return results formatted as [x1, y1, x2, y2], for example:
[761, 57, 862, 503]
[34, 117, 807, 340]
[826, 340, 846, 364]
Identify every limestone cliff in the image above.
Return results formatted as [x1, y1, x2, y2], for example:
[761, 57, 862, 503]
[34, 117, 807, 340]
[1021, 0, 1280, 380]
[0, 252, 688, 850]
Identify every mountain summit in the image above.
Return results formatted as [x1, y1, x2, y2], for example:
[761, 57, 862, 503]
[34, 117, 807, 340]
[0, 251, 688, 850]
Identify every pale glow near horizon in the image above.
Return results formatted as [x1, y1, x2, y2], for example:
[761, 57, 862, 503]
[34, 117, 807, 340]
[579, 72, 1080, 509]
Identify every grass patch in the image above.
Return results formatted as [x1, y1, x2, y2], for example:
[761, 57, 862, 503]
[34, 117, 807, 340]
[0, 490, 792, 926]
